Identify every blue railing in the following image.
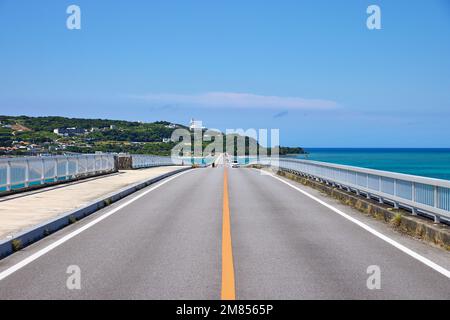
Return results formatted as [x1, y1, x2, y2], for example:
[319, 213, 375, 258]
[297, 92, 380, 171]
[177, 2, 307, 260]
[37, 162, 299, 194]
[0, 154, 115, 192]
[256, 158, 450, 223]
[130, 155, 182, 168]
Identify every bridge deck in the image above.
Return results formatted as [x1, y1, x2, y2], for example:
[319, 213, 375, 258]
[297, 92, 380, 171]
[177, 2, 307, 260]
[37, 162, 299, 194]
[0, 166, 448, 299]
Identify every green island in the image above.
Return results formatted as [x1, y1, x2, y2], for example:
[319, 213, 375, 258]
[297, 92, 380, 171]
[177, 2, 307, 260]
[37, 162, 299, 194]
[0, 115, 306, 156]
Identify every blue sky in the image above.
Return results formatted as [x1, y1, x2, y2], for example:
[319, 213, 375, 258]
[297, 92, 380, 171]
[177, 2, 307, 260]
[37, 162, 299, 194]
[0, 0, 449, 147]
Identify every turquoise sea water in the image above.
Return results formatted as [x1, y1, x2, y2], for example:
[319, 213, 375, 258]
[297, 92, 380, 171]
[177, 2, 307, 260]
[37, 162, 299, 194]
[293, 148, 450, 181]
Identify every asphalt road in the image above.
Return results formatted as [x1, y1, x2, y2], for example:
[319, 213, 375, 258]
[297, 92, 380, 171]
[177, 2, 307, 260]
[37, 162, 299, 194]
[0, 166, 449, 299]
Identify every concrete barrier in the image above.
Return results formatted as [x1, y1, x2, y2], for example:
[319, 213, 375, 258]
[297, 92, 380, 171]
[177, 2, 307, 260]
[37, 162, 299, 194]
[117, 155, 133, 170]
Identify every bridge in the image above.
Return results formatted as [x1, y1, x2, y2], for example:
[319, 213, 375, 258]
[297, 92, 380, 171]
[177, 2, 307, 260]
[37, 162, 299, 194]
[0, 154, 449, 299]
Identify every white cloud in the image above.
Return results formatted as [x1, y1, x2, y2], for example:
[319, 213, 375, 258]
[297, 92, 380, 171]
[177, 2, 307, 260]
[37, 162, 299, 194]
[131, 92, 338, 110]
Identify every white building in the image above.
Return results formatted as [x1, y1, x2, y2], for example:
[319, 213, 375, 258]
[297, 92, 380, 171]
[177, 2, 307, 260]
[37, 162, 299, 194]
[189, 119, 205, 131]
[53, 127, 86, 136]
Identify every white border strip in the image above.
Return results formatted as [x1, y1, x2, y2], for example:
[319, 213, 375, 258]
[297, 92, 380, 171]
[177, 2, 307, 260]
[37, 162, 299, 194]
[267, 172, 450, 279]
[0, 169, 192, 282]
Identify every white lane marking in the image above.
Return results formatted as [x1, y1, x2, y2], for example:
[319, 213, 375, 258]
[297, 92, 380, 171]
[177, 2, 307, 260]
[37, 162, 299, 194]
[0, 169, 192, 281]
[265, 171, 450, 279]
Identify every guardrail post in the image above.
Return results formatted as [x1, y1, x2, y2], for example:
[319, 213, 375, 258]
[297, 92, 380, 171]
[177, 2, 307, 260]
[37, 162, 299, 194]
[411, 182, 417, 215]
[65, 157, 69, 178]
[41, 158, 45, 184]
[6, 161, 11, 191]
[54, 158, 58, 182]
[75, 156, 79, 176]
[25, 159, 30, 187]
[434, 186, 438, 209]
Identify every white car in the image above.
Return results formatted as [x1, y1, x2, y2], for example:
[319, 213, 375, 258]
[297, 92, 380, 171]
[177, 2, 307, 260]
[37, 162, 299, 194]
[231, 160, 239, 168]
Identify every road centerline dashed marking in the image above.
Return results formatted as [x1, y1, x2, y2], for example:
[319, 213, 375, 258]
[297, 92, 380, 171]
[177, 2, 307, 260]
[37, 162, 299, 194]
[221, 166, 236, 300]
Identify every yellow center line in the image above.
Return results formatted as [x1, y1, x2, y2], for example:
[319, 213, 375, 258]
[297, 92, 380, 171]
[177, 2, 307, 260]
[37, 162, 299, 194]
[221, 166, 236, 300]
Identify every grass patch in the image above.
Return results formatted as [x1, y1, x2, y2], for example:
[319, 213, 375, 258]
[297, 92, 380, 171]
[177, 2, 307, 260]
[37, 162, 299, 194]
[415, 226, 425, 238]
[11, 239, 22, 252]
[374, 212, 385, 220]
[68, 216, 77, 224]
[391, 213, 403, 227]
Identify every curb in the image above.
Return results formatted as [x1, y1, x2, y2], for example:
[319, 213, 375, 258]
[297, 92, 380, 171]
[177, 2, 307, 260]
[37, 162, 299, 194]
[0, 167, 191, 260]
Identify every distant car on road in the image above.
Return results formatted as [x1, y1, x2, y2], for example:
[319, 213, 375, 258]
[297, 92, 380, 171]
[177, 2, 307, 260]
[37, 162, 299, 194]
[231, 160, 239, 168]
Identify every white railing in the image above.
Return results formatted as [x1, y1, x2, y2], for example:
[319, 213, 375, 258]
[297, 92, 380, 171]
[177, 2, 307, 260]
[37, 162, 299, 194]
[130, 155, 182, 168]
[257, 157, 450, 223]
[0, 154, 116, 192]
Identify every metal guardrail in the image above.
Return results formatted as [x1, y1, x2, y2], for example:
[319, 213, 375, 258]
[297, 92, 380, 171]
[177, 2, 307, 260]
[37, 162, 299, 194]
[257, 157, 450, 223]
[0, 154, 115, 192]
[130, 155, 182, 168]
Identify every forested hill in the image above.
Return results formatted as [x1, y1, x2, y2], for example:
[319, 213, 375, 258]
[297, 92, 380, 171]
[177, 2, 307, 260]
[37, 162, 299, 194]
[0, 115, 184, 142]
[0, 115, 305, 156]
